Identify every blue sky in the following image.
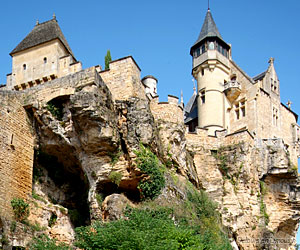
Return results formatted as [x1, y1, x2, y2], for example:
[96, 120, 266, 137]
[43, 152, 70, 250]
[1, 0, 300, 244]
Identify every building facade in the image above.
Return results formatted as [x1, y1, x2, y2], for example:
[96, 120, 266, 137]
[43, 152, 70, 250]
[185, 9, 300, 162]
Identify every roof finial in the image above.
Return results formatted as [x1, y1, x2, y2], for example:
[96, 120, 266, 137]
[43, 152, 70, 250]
[208, 0, 210, 10]
[287, 100, 292, 109]
[53, 13, 56, 21]
[36, 20, 39, 26]
[180, 90, 184, 104]
[192, 78, 196, 93]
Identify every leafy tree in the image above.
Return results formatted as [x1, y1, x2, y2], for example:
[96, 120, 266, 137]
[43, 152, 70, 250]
[105, 50, 112, 70]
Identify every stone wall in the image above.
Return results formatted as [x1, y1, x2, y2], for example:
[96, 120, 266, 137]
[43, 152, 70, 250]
[150, 95, 183, 124]
[99, 56, 146, 101]
[0, 91, 34, 219]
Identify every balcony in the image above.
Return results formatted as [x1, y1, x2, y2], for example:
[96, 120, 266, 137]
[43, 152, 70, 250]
[224, 80, 241, 102]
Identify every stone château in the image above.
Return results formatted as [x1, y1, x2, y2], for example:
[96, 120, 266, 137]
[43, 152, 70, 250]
[0, 10, 300, 250]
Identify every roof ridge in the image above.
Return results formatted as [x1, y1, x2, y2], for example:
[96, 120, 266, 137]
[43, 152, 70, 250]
[10, 18, 75, 61]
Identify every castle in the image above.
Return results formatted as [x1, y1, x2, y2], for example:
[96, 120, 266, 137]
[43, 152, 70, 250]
[0, 10, 300, 249]
[184, 9, 300, 163]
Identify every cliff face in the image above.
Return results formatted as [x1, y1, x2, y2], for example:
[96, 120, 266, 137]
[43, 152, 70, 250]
[0, 66, 299, 249]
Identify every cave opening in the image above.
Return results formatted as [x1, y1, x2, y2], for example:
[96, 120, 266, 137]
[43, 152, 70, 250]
[96, 180, 141, 203]
[33, 148, 90, 228]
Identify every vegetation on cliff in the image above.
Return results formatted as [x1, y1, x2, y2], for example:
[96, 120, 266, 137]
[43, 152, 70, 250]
[29, 183, 232, 250]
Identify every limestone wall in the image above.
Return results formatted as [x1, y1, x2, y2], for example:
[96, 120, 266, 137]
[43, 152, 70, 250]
[99, 56, 146, 101]
[0, 92, 34, 219]
[22, 67, 101, 107]
[150, 95, 183, 124]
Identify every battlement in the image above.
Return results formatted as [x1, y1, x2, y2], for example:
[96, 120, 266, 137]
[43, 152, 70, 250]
[99, 56, 146, 101]
[150, 95, 184, 124]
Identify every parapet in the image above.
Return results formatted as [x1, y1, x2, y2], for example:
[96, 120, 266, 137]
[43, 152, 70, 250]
[99, 56, 146, 101]
[150, 95, 184, 124]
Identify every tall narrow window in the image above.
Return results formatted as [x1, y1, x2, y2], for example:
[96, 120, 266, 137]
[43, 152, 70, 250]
[273, 107, 278, 126]
[44, 57, 47, 64]
[200, 90, 205, 104]
[23, 64, 26, 70]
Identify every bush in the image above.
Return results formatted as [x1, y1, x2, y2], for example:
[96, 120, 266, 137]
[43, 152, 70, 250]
[135, 144, 165, 200]
[109, 171, 122, 186]
[29, 234, 70, 250]
[46, 101, 63, 121]
[11, 198, 30, 222]
[75, 207, 203, 250]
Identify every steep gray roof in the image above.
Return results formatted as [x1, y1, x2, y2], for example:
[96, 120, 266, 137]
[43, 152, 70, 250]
[192, 9, 223, 47]
[10, 19, 75, 60]
[253, 71, 266, 81]
[184, 91, 198, 123]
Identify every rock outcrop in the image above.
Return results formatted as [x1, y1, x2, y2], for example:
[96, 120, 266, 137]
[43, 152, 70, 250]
[0, 66, 299, 249]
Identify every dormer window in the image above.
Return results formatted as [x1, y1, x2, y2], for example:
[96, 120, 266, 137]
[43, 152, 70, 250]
[23, 64, 26, 70]
[44, 57, 47, 64]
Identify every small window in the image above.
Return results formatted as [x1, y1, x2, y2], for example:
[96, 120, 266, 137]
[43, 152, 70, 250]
[201, 69, 204, 76]
[200, 90, 205, 104]
[44, 57, 47, 64]
[201, 45, 206, 54]
[272, 107, 279, 126]
[208, 42, 214, 50]
[23, 64, 26, 70]
[235, 99, 246, 120]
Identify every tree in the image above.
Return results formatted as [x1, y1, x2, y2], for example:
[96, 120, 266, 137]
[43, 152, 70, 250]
[105, 50, 112, 70]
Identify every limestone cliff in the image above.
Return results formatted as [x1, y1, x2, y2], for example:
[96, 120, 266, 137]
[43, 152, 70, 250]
[0, 65, 299, 250]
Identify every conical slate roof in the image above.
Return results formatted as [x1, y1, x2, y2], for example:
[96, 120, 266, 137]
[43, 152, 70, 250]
[10, 18, 75, 60]
[191, 9, 228, 52]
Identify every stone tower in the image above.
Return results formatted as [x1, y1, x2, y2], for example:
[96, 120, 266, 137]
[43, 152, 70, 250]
[190, 9, 233, 135]
[6, 16, 82, 90]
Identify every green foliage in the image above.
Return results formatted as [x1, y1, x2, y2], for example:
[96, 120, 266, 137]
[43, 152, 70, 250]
[10, 220, 17, 232]
[46, 101, 63, 121]
[32, 165, 44, 184]
[11, 198, 30, 222]
[105, 50, 112, 70]
[32, 191, 47, 203]
[135, 144, 165, 200]
[29, 234, 71, 250]
[109, 171, 123, 186]
[259, 181, 269, 225]
[95, 193, 103, 207]
[69, 209, 84, 228]
[48, 213, 57, 227]
[91, 171, 97, 179]
[109, 149, 122, 166]
[0, 233, 8, 246]
[75, 205, 231, 250]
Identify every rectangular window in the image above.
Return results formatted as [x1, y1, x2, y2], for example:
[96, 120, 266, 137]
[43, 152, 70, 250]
[272, 107, 278, 126]
[235, 99, 246, 120]
[200, 90, 205, 104]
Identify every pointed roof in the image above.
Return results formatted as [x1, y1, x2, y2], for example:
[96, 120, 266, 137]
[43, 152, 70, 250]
[191, 9, 229, 53]
[195, 9, 222, 44]
[10, 18, 76, 60]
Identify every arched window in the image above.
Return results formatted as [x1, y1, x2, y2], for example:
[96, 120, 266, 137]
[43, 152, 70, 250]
[23, 64, 26, 70]
[208, 42, 215, 50]
[44, 57, 47, 64]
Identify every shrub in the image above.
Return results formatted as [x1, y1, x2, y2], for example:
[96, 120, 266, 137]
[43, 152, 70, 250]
[135, 144, 165, 200]
[11, 198, 30, 222]
[108, 171, 122, 186]
[46, 101, 63, 121]
[29, 234, 70, 250]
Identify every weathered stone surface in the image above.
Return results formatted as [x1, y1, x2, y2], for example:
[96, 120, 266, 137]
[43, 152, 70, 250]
[102, 194, 134, 221]
[186, 130, 300, 250]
